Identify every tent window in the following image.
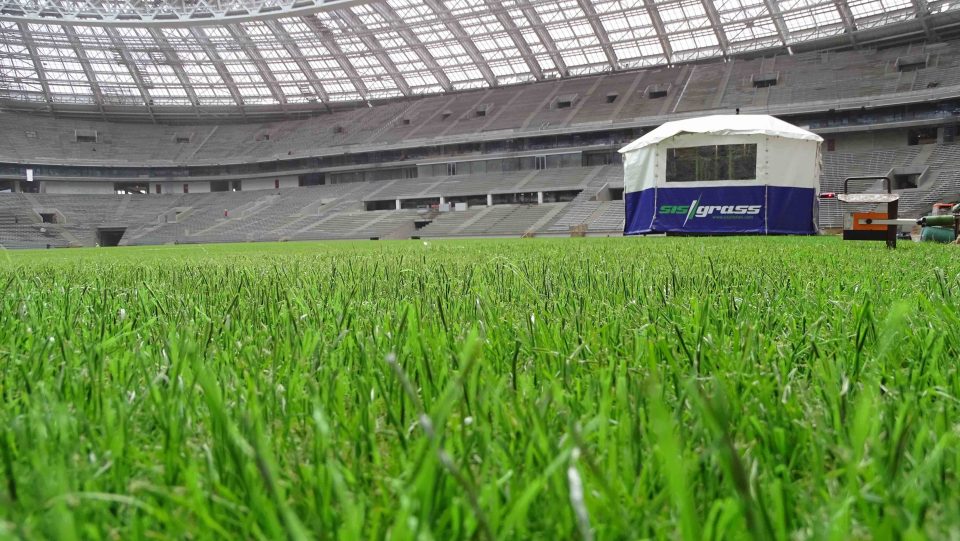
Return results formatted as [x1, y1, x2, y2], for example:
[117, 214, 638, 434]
[666, 144, 757, 182]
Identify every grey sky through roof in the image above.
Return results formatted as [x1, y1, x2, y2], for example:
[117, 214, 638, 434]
[0, 0, 957, 109]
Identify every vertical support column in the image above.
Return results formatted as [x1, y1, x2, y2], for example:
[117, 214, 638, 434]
[537, 192, 544, 205]
[439, 196, 446, 206]
[886, 200, 898, 249]
[395, 200, 402, 210]
[487, 194, 493, 207]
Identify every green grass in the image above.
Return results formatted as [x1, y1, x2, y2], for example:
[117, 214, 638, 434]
[1, 236, 959, 540]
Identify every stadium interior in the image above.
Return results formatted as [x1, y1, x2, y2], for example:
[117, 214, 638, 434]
[2, 0, 960, 248]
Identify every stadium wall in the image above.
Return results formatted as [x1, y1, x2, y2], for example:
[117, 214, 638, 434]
[42, 181, 116, 195]
[36, 175, 301, 194]
[243, 177, 299, 191]
[6, 123, 948, 195]
[828, 130, 912, 152]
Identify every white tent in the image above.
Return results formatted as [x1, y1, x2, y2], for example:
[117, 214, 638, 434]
[620, 114, 823, 235]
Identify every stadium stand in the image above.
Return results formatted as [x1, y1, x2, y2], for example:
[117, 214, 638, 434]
[4, 6, 960, 247]
[4, 39, 960, 168]
[1, 163, 634, 245]
[6, 137, 960, 248]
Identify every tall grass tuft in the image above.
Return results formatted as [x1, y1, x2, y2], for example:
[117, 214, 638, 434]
[0, 237, 958, 539]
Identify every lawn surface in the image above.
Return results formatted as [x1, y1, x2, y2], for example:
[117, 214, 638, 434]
[1, 237, 959, 540]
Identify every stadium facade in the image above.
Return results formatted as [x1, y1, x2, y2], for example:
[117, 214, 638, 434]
[1, 0, 960, 247]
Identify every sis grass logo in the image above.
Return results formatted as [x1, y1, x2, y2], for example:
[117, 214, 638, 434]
[659, 199, 761, 222]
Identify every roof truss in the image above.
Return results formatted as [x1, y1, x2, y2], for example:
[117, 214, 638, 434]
[189, 26, 246, 107]
[335, 8, 411, 96]
[62, 26, 105, 110]
[16, 22, 52, 104]
[0, 0, 958, 111]
[372, 2, 452, 91]
[263, 19, 331, 105]
[104, 26, 155, 119]
[146, 27, 200, 108]
[225, 23, 289, 108]
[422, 0, 497, 86]
[302, 13, 370, 102]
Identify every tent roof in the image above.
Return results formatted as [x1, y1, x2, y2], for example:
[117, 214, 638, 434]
[619, 114, 823, 153]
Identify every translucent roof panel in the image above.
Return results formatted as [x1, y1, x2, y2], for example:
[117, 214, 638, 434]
[240, 21, 312, 104]
[0, 21, 46, 102]
[200, 25, 279, 105]
[0, 0, 955, 111]
[276, 17, 362, 101]
[779, 0, 847, 42]
[386, 0, 490, 90]
[74, 27, 149, 106]
[714, 0, 783, 54]
[531, 0, 612, 73]
[28, 23, 95, 104]
[846, 0, 914, 29]
[160, 28, 237, 106]
[443, 0, 538, 85]
[347, 4, 444, 94]
[593, 1, 669, 68]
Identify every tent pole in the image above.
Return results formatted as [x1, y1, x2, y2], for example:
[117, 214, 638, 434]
[764, 184, 769, 235]
[650, 187, 658, 233]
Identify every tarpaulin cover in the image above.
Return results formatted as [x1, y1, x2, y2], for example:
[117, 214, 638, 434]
[623, 186, 817, 235]
[619, 114, 823, 153]
[619, 114, 822, 235]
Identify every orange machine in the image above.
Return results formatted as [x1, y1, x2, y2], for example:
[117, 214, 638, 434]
[828, 176, 914, 248]
[848, 212, 892, 232]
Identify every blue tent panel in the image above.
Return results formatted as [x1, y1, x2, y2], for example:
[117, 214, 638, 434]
[624, 185, 816, 235]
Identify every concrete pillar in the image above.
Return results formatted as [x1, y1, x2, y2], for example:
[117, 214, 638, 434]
[487, 194, 493, 207]
[439, 196, 446, 205]
[395, 199, 402, 210]
[537, 191, 544, 204]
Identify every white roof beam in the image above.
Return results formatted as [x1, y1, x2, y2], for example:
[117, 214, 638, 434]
[0, 0, 302, 23]
[105, 27, 156, 120]
[575, 0, 619, 69]
[146, 28, 200, 108]
[422, 0, 497, 85]
[698, 0, 730, 57]
[832, 0, 859, 44]
[62, 26, 106, 113]
[763, 0, 791, 45]
[16, 22, 53, 105]
[226, 24, 289, 109]
[335, 9, 411, 96]
[641, 0, 674, 63]
[372, 1, 453, 91]
[0, 0, 940, 31]
[188, 26, 246, 108]
[516, 0, 569, 76]
[910, 0, 935, 38]
[263, 19, 331, 105]
[484, 0, 544, 80]
[302, 14, 370, 101]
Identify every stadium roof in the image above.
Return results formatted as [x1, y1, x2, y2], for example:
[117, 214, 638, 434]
[619, 114, 822, 151]
[1, 0, 959, 115]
